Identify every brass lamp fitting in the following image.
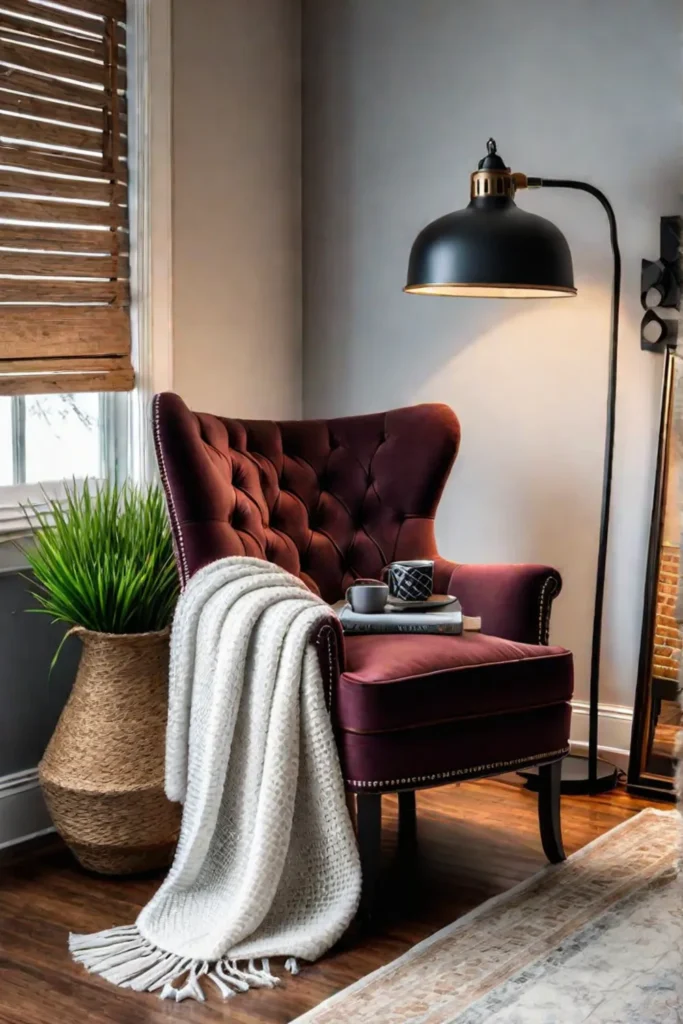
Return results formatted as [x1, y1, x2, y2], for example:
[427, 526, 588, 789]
[469, 141, 539, 199]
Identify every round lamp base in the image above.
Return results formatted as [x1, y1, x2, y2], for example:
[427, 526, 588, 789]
[518, 754, 619, 795]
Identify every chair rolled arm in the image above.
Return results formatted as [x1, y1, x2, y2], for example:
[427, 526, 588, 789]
[314, 615, 345, 716]
[434, 559, 562, 645]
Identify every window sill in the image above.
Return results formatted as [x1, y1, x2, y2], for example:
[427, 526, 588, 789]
[0, 480, 90, 542]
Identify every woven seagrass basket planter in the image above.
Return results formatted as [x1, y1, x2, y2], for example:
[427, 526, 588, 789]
[39, 627, 180, 875]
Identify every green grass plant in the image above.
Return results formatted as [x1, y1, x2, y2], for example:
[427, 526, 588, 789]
[22, 480, 179, 643]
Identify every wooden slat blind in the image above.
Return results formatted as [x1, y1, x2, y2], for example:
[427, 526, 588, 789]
[0, 0, 132, 395]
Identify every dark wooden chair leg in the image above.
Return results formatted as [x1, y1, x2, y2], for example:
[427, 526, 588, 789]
[356, 792, 382, 922]
[398, 789, 417, 849]
[538, 760, 566, 863]
[345, 791, 357, 832]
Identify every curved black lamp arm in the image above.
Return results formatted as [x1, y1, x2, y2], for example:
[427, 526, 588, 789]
[532, 178, 621, 791]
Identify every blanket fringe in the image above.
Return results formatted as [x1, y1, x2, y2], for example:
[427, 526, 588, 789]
[69, 926, 292, 1002]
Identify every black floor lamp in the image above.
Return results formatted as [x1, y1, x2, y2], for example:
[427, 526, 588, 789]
[404, 139, 620, 795]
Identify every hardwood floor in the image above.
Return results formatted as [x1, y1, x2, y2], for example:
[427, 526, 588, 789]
[0, 776, 668, 1024]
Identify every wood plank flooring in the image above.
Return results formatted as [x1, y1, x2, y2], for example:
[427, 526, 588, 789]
[0, 776, 669, 1024]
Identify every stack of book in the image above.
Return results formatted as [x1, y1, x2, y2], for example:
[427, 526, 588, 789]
[337, 598, 481, 635]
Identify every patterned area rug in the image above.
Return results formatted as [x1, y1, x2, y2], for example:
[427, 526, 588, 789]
[293, 809, 682, 1024]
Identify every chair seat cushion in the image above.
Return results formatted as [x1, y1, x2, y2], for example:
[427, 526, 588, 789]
[337, 631, 573, 734]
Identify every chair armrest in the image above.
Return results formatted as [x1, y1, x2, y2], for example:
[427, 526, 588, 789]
[434, 559, 562, 645]
[314, 615, 345, 715]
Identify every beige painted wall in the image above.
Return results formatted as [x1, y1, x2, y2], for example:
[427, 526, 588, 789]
[302, 0, 682, 711]
[172, 0, 301, 419]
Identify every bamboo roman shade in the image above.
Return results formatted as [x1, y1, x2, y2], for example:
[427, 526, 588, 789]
[0, 0, 131, 395]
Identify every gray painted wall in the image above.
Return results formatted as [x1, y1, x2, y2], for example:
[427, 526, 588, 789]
[1, 566, 78, 777]
[302, 0, 682, 711]
[4, 0, 680, 818]
[172, 0, 302, 420]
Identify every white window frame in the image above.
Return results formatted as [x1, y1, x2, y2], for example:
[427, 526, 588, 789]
[9, 393, 127, 485]
[127, 0, 174, 484]
[0, 0, 173, 533]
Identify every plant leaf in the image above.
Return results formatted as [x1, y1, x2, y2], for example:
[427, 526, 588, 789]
[23, 480, 179, 668]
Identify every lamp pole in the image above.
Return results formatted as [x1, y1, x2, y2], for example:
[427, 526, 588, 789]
[521, 178, 621, 794]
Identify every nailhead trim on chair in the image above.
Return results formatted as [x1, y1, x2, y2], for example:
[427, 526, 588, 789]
[315, 622, 338, 713]
[537, 575, 558, 645]
[345, 746, 570, 791]
[153, 395, 191, 589]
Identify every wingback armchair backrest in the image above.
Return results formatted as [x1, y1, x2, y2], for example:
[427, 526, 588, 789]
[153, 392, 460, 604]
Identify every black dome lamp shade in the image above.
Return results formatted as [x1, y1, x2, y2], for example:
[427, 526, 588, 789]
[404, 139, 577, 298]
[404, 139, 623, 800]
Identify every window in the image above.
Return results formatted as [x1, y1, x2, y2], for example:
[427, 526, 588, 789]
[0, 0, 132, 492]
[0, 393, 116, 485]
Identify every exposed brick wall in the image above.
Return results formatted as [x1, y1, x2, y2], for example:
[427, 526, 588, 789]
[653, 542, 682, 681]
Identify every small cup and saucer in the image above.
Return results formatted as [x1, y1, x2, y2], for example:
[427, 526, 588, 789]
[345, 560, 457, 613]
[345, 579, 389, 614]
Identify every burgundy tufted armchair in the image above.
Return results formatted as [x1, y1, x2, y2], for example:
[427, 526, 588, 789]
[153, 393, 573, 915]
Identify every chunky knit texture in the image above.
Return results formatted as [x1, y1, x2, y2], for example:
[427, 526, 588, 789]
[70, 557, 362, 1002]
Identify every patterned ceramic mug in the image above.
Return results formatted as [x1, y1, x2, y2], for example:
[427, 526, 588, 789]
[384, 559, 434, 601]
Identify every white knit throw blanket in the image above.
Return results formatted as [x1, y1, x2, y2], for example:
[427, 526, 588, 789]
[70, 557, 362, 1002]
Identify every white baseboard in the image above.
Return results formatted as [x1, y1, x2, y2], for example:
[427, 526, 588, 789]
[569, 700, 633, 773]
[0, 768, 54, 851]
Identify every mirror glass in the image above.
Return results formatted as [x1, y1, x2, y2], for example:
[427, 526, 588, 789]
[644, 436, 682, 780]
[631, 355, 682, 794]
